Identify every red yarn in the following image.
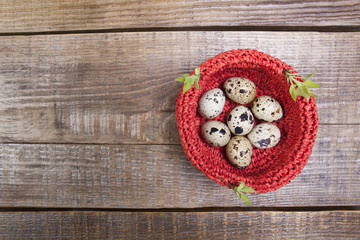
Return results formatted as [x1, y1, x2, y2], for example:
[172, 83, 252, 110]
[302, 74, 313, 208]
[175, 49, 318, 193]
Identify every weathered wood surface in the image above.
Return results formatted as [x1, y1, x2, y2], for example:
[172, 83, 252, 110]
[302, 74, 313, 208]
[0, 124, 358, 208]
[0, 32, 359, 144]
[1, 1, 359, 239]
[0, 211, 358, 239]
[1, 0, 359, 33]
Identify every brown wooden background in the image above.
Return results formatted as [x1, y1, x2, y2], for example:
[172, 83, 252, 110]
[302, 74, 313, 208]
[0, 0, 359, 239]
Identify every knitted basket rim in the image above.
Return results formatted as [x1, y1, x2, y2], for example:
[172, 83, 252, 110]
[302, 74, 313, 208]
[175, 49, 318, 193]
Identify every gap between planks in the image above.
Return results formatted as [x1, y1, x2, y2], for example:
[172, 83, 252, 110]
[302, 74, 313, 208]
[0, 206, 359, 213]
[0, 141, 182, 146]
[0, 25, 360, 36]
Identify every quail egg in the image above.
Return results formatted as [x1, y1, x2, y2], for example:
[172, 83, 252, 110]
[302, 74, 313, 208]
[247, 123, 281, 149]
[226, 136, 253, 169]
[227, 106, 254, 136]
[252, 96, 283, 122]
[198, 88, 226, 119]
[201, 121, 231, 147]
[224, 77, 257, 104]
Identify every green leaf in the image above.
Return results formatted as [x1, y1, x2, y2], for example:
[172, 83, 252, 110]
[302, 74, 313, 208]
[241, 186, 256, 193]
[241, 194, 251, 206]
[195, 67, 200, 76]
[303, 79, 320, 88]
[297, 84, 310, 100]
[293, 79, 303, 88]
[294, 88, 302, 97]
[177, 68, 201, 94]
[289, 72, 300, 77]
[303, 87, 318, 98]
[194, 79, 199, 89]
[183, 75, 197, 93]
[289, 84, 297, 102]
[183, 79, 193, 93]
[284, 68, 319, 102]
[176, 77, 185, 83]
[235, 191, 242, 199]
[295, 87, 310, 101]
[303, 86, 311, 95]
[176, 74, 189, 83]
[237, 181, 245, 191]
[302, 86, 316, 100]
[187, 75, 197, 84]
[304, 68, 318, 80]
[308, 89, 318, 98]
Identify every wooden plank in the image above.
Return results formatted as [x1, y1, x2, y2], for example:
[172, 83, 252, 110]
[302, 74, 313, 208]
[0, 32, 359, 144]
[0, 125, 358, 208]
[0, 0, 360, 33]
[0, 211, 359, 239]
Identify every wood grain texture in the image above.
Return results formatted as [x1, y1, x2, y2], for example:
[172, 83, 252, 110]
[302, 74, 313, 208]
[0, 32, 359, 144]
[0, 211, 359, 239]
[0, 125, 358, 208]
[1, 0, 360, 33]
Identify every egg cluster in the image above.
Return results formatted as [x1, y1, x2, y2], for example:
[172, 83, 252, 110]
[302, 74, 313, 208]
[199, 77, 283, 169]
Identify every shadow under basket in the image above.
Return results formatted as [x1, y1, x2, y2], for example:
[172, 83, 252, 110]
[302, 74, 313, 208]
[175, 49, 319, 193]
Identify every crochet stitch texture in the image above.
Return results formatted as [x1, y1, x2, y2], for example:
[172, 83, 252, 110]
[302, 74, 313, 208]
[175, 49, 318, 193]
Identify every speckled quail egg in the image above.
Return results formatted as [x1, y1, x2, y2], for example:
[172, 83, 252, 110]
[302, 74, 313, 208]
[201, 121, 231, 147]
[226, 136, 253, 169]
[227, 106, 255, 136]
[252, 96, 283, 122]
[247, 123, 281, 149]
[198, 88, 226, 119]
[223, 77, 257, 104]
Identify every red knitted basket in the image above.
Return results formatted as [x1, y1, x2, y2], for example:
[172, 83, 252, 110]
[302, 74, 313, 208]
[175, 49, 318, 193]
